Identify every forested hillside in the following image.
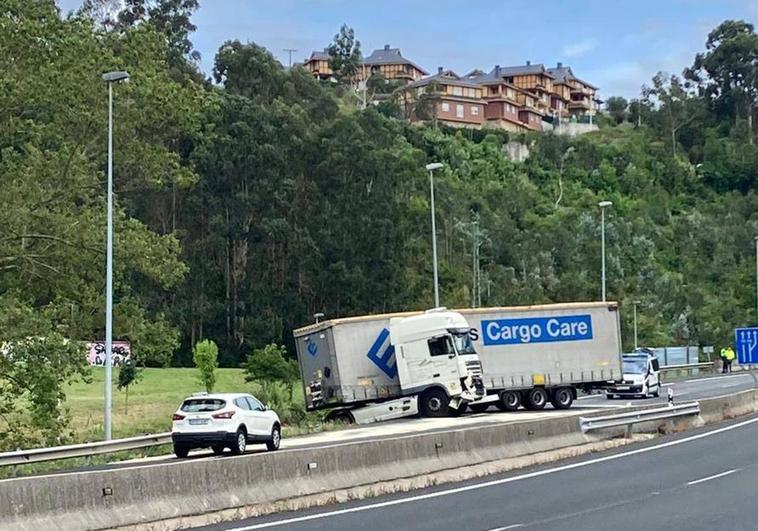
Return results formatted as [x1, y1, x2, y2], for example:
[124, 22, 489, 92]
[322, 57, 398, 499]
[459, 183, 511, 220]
[2, 0, 757, 382]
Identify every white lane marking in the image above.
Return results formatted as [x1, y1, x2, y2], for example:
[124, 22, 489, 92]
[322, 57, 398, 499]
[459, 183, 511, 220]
[687, 468, 740, 486]
[488, 525, 523, 530]
[227, 416, 758, 530]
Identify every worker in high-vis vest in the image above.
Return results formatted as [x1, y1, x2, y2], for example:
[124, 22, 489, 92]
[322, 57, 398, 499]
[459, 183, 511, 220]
[721, 345, 736, 373]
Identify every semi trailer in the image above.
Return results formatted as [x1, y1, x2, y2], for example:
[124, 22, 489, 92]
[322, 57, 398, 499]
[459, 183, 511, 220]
[457, 302, 623, 411]
[293, 302, 623, 422]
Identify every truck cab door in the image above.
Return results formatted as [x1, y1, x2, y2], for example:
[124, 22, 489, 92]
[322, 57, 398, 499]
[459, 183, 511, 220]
[395, 334, 462, 396]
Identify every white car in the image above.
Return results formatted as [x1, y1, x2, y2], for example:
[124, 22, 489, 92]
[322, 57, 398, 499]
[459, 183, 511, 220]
[171, 392, 281, 458]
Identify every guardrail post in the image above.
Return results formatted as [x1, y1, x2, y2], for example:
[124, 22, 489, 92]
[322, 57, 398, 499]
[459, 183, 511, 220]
[625, 423, 632, 439]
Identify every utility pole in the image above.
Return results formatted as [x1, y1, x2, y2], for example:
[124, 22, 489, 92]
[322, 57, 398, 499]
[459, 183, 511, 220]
[598, 200, 613, 302]
[283, 48, 298, 68]
[425, 163, 444, 307]
[458, 212, 487, 308]
[102, 70, 130, 441]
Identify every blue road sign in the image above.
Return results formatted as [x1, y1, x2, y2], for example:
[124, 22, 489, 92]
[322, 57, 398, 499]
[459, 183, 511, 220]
[735, 327, 758, 364]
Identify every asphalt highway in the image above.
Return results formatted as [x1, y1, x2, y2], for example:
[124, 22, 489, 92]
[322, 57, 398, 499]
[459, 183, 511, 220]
[200, 411, 758, 531]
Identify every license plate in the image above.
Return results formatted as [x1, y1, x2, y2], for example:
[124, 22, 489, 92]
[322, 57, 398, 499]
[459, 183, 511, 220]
[189, 418, 209, 425]
[615, 386, 629, 390]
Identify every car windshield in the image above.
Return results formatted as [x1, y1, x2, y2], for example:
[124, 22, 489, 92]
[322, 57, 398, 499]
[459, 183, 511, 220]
[622, 358, 647, 374]
[451, 332, 477, 355]
[180, 398, 226, 412]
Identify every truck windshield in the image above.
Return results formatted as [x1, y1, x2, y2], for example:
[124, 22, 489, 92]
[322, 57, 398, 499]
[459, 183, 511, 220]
[452, 332, 477, 355]
[622, 358, 647, 374]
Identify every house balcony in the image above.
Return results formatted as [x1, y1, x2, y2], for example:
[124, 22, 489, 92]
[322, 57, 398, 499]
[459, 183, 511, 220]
[569, 100, 591, 110]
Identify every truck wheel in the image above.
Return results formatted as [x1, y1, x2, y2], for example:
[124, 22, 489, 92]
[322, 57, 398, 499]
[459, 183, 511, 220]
[524, 388, 548, 410]
[419, 388, 449, 417]
[549, 387, 574, 409]
[496, 390, 521, 411]
[469, 402, 491, 413]
[325, 409, 355, 424]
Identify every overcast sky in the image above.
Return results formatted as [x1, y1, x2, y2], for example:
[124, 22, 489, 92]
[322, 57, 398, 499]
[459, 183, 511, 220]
[57, 0, 758, 99]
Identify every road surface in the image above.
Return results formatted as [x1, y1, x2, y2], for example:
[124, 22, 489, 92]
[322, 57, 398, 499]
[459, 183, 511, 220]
[200, 411, 758, 531]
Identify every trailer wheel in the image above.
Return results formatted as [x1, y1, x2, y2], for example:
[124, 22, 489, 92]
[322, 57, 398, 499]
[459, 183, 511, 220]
[469, 402, 491, 413]
[325, 409, 355, 424]
[524, 388, 548, 410]
[549, 387, 574, 409]
[419, 388, 449, 417]
[495, 390, 521, 411]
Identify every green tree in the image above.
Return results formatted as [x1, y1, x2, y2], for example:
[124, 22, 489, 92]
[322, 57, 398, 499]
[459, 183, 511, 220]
[605, 96, 629, 124]
[643, 73, 701, 156]
[0, 328, 91, 450]
[213, 40, 285, 102]
[244, 344, 299, 399]
[686, 20, 758, 141]
[327, 24, 362, 87]
[117, 360, 143, 414]
[193, 339, 218, 392]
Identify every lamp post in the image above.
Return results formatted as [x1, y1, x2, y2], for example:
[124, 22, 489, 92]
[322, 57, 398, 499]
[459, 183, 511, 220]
[598, 200, 613, 302]
[632, 300, 641, 350]
[755, 236, 758, 324]
[102, 70, 129, 441]
[426, 162, 444, 308]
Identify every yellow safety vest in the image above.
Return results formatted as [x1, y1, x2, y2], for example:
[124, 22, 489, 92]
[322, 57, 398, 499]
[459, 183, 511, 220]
[724, 348, 736, 361]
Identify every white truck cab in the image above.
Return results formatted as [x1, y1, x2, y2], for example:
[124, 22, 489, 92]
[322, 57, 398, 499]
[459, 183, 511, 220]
[390, 309, 484, 415]
[607, 349, 661, 399]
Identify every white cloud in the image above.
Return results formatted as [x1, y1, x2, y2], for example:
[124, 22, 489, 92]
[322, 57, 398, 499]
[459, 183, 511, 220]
[562, 39, 596, 58]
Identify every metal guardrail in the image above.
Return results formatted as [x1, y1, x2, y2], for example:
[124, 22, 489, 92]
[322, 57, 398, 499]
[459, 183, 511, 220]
[580, 402, 701, 435]
[0, 432, 172, 472]
[660, 362, 714, 371]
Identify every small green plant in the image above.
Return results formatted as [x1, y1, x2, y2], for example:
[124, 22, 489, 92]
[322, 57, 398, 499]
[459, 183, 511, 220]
[244, 343, 299, 399]
[117, 361, 142, 414]
[192, 340, 218, 392]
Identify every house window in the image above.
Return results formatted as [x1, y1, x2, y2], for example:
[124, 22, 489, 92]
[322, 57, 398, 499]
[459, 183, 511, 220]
[456, 104, 464, 118]
[452, 86, 463, 96]
[471, 106, 479, 116]
[466, 88, 476, 98]
[441, 102, 450, 112]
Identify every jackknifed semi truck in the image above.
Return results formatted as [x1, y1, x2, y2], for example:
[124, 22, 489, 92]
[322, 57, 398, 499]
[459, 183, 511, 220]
[293, 302, 622, 423]
[293, 309, 485, 423]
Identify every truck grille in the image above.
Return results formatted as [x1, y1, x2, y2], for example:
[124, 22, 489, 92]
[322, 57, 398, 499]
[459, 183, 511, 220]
[465, 360, 483, 377]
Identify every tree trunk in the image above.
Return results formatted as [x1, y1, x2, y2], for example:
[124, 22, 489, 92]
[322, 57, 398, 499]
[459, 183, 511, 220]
[749, 111, 754, 146]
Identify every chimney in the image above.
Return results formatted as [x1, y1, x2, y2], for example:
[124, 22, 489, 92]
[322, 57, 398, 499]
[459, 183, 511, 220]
[526, 60, 531, 66]
[495, 64, 501, 77]
[438, 66, 443, 75]
[384, 44, 390, 50]
[557, 62, 563, 68]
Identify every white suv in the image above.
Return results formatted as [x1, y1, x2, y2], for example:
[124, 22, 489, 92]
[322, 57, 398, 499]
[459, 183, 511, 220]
[171, 392, 281, 458]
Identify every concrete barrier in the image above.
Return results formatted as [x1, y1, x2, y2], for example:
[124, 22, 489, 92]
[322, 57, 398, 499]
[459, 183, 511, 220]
[2, 390, 757, 530]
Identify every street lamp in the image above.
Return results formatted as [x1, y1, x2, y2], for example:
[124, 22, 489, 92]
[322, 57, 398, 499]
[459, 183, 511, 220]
[102, 70, 129, 441]
[426, 162, 444, 307]
[632, 300, 641, 350]
[598, 200, 613, 302]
